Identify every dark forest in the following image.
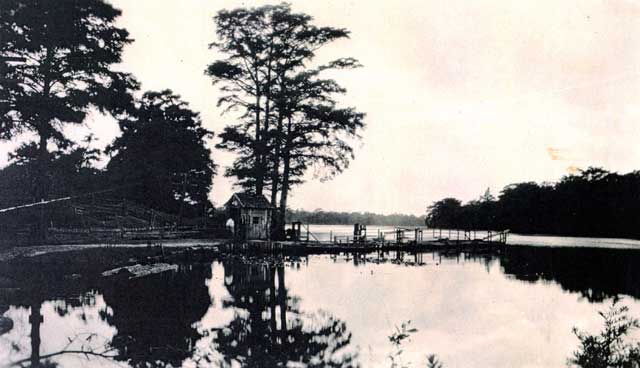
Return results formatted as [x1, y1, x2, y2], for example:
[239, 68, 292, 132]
[426, 167, 640, 239]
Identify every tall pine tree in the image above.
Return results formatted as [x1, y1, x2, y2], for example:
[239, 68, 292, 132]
[0, 0, 138, 202]
[207, 3, 365, 237]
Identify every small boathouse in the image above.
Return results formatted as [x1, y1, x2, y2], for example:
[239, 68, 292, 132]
[225, 192, 275, 240]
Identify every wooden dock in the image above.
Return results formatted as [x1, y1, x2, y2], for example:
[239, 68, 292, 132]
[220, 229, 510, 255]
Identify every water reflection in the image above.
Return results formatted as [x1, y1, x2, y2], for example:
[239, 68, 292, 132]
[0, 256, 358, 367]
[352, 247, 640, 303]
[1, 247, 640, 367]
[99, 264, 212, 367]
[498, 247, 640, 302]
[208, 257, 358, 368]
[1, 294, 117, 368]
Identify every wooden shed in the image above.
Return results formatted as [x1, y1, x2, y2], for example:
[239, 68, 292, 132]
[225, 192, 275, 240]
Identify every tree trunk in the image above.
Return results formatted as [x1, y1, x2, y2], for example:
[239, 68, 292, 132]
[270, 110, 283, 206]
[36, 132, 50, 242]
[270, 77, 288, 205]
[278, 117, 293, 231]
[270, 110, 285, 239]
[254, 86, 263, 196]
[278, 158, 290, 235]
[259, 62, 274, 198]
[36, 133, 49, 198]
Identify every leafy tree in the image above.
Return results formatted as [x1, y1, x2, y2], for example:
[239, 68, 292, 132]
[105, 90, 215, 217]
[425, 198, 462, 229]
[0, 143, 104, 232]
[273, 69, 364, 234]
[0, 0, 138, 201]
[1, 140, 101, 203]
[206, 4, 304, 196]
[425, 167, 640, 238]
[496, 182, 553, 232]
[207, 3, 365, 237]
[479, 187, 495, 202]
[569, 299, 640, 368]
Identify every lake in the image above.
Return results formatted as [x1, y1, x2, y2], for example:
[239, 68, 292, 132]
[307, 224, 640, 249]
[2, 242, 640, 367]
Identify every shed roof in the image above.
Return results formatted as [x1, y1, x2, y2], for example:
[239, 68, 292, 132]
[225, 192, 274, 209]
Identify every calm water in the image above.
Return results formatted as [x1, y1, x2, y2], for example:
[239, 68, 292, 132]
[307, 224, 640, 249]
[2, 246, 640, 367]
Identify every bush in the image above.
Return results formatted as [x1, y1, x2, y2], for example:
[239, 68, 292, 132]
[570, 299, 640, 368]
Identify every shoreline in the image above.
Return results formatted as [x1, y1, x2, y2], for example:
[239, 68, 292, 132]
[2, 235, 640, 265]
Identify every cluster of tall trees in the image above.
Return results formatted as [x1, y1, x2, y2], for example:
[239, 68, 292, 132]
[207, 4, 365, 237]
[0, 0, 216, 224]
[0, 2, 365, 235]
[286, 208, 425, 226]
[426, 168, 640, 239]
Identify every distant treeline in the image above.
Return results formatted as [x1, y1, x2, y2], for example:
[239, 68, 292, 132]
[426, 167, 640, 239]
[286, 209, 425, 226]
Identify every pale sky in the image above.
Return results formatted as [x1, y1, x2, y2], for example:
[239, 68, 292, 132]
[2, 0, 640, 215]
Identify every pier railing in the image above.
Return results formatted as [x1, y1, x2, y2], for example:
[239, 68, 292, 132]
[429, 228, 509, 244]
[301, 223, 321, 243]
[483, 229, 510, 243]
[324, 227, 510, 246]
[221, 226, 511, 254]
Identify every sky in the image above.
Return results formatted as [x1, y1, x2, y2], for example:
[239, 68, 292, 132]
[2, 0, 640, 215]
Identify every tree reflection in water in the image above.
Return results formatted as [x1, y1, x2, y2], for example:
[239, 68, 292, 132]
[2, 257, 359, 368]
[2, 287, 118, 367]
[98, 264, 212, 367]
[5, 247, 640, 367]
[497, 247, 640, 302]
[208, 257, 359, 368]
[382, 247, 640, 303]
